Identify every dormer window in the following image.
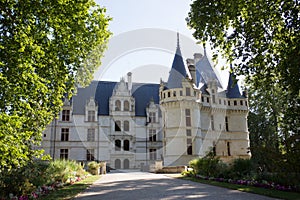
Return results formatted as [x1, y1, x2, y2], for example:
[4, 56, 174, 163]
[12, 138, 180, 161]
[211, 89, 216, 103]
[124, 100, 130, 111]
[149, 112, 156, 123]
[115, 100, 121, 111]
[88, 110, 95, 122]
[62, 110, 70, 121]
[85, 97, 98, 122]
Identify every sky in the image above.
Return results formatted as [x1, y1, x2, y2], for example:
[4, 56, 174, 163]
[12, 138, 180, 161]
[94, 0, 230, 88]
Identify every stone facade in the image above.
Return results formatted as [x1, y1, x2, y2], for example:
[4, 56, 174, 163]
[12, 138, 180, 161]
[39, 40, 250, 169]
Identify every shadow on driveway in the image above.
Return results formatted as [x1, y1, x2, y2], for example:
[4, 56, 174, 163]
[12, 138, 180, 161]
[75, 171, 279, 200]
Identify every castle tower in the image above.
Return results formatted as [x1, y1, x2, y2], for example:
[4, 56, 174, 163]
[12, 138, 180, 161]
[160, 34, 202, 166]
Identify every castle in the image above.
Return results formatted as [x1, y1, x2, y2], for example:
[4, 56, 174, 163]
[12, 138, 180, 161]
[40, 36, 250, 169]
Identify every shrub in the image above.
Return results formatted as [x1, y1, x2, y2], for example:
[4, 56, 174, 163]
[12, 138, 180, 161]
[47, 160, 85, 183]
[189, 156, 228, 178]
[0, 161, 51, 198]
[0, 159, 86, 199]
[229, 158, 253, 179]
[88, 161, 100, 175]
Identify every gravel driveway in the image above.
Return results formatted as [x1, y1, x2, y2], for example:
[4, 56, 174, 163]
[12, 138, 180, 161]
[74, 170, 280, 200]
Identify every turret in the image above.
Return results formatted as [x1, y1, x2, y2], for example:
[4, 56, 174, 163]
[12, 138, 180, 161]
[166, 33, 187, 89]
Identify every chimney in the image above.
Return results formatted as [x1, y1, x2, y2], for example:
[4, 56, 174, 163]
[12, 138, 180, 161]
[187, 63, 196, 84]
[194, 53, 203, 64]
[127, 72, 132, 93]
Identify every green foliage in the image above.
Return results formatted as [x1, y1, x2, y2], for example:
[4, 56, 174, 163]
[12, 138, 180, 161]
[42, 175, 100, 200]
[47, 160, 85, 183]
[87, 161, 104, 175]
[188, 156, 300, 191]
[189, 151, 228, 177]
[0, 0, 111, 170]
[187, 0, 300, 179]
[0, 161, 50, 197]
[88, 161, 100, 170]
[230, 158, 253, 179]
[0, 159, 86, 198]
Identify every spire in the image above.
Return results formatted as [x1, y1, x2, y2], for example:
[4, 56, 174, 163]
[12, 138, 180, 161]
[177, 32, 180, 48]
[166, 33, 187, 89]
[226, 70, 242, 98]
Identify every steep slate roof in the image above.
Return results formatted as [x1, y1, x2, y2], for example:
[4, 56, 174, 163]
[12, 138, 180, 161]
[132, 83, 160, 116]
[195, 52, 222, 88]
[72, 81, 159, 117]
[166, 33, 187, 89]
[226, 72, 243, 98]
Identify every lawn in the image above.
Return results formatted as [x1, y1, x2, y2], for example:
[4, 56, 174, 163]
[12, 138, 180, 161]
[180, 176, 300, 200]
[42, 175, 100, 200]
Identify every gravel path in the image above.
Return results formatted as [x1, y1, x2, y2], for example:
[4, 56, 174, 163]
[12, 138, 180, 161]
[74, 170, 280, 200]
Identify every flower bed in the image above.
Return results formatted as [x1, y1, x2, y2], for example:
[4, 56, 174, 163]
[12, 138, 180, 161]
[6, 175, 89, 200]
[0, 160, 90, 200]
[193, 174, 298, 192]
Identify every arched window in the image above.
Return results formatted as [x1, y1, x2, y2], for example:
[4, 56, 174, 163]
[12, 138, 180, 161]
[124, 140, 130, 151]
[124, 121, 129, 131]
[124, 100, 130, 111]
[115, 120, 121, 131]
[115, 100, 121, 111]
[115, 139, 121, 151]
[115, 159, 121, 169]
[124, 159, 129, 169]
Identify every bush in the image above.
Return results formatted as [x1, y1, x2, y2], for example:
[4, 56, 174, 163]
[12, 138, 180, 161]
[229, 158, 253, 179]
[189, 155, 228, 178]
[0, 159, 86, 199]
[47, 160, 86, 183]
[88, 161, 100, 175]
[0, 161, 52, 198]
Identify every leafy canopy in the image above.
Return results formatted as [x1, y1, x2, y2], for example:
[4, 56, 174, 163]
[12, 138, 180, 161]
[0, 0, 111, 169]
[187, 0, 299, 86]
[187, 0, 299, 158]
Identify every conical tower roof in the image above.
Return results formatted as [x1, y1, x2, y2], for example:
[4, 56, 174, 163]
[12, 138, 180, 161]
[195, 49, 222, 88]
[226, 71, 242, 98]
[166, 33, 187, 89]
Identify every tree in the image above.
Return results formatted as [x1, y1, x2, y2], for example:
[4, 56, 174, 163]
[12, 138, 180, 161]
[247, 83, 283, 172]
[187, 0, 299, 171]
[0, 0, 111, 170]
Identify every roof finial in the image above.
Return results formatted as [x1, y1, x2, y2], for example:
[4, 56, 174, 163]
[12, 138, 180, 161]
[177, 32, 180, 48]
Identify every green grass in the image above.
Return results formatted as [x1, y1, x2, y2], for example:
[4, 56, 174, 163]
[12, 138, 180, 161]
[42, 175, 100, 200]
[180, 176, 300, 200]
